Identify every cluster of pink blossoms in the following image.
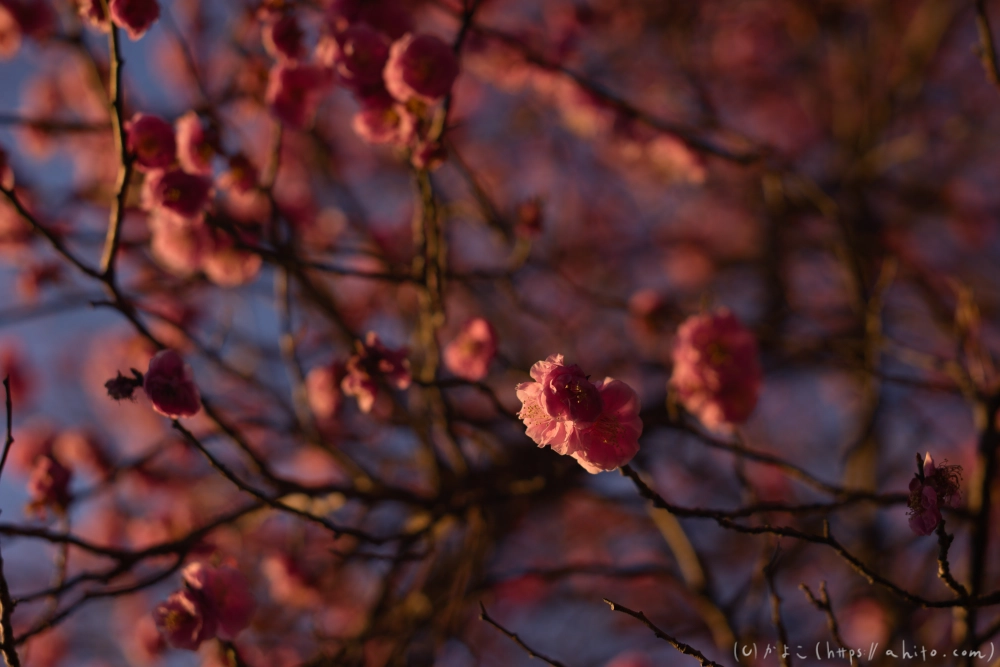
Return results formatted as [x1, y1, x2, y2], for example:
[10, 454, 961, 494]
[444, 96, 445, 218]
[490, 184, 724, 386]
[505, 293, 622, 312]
[670, 309, 762, 431]
[124, 110, 262, 287]
[257, 0, 459, 167]
[153, 562, 255, 651]
[516, 354, 642, 473]
[907, 453, 962, 536]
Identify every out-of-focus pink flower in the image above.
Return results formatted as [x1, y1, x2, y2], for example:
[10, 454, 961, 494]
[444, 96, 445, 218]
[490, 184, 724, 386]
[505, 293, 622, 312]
[322, 23, 391, 91]
[27, 454, 71, 515]
[443, 318, 497, 381]
[327, 0, 413, 39]
[351, 93, 414, 145]
[263, 13, 304, 62]
[262, 554, 321, 608]
[142, 349, 201, 418]
[182, 562, 256, 639]
[175, 112, 213, 176]
[515, 198, 543, 239]
[148, 210, 207, 277]
[53, 429, 112, 480]
[143, 168, 214, 221]
[266, 62, 330, 129]
[109, 0, 159, 40]
[126, 114, 176, 172]
[516, 354, 642, 473]
[153, 589, 216, 651]
[0, 5, 19, 60]
[0, 1, 55, 42]
[341, 333, 410, 413]
[383, 33, 459, 104]
[670, 309, 762, 430]
[411, 139, 447, 170]
[907, 453, 962, 536]
[75, 0, 109, 31]
[201, 227, 262, 287]
[307, 361, 346, 421]
[218, 154, 258, 194]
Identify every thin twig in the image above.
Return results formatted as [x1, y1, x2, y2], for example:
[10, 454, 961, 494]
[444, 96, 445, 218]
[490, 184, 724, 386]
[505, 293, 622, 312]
[0, 379, 19, 667]
[479, 602, 569, 667]
[602, 598, 725, 667]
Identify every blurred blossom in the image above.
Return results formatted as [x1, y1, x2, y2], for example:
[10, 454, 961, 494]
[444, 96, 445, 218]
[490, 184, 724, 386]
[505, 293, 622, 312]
[262, 13, 304, 62]
[182, 562, 256, 640]
[443, 318, 498, 381]
[384, 34, 459, 104]
[341, 332, 411, 413]
[26, 453, 71, 517]
[126, 113, 176, 172]
[175, 112, 214, 176]
[142, 349, 201, 418]
[670, 309, 762, 431]
[109, 0, 160, 40]
[153, 589, 216, 651]
[266, 62, 330, 129]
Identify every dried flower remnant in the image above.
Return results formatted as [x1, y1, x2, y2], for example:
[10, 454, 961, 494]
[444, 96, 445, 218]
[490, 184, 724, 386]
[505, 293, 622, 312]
[670, 309, 762, 430]
[105, 368, 145, 402]
[443, 318, 498, 381]
[907, 453, 962, 536]
[109, 0, 159, 40]
[383, 33, 459, 104]
[142, 349, 201, 418]
[126, 113, 176, 172]
[516, 354, 642, 473]
[341, 332, 411, 413]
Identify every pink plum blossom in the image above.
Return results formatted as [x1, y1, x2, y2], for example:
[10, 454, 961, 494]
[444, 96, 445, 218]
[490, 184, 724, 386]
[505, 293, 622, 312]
[218, 154, 258, 194]
[323, 23, 391, 91]
[307, 361, 346, 421]
[341, 333, 410, 413]
[109, 0, 159, 40]
[907, 453, 962, 536]
[383, 33, 459, 104]
[266, 63, 330, 129]
[125, 113, 176, 172]
[75, 0, 108, 31]
[443, 318, 497, 381]
[142, 349, 201, 418]
[182, 562, 256, 639]
[153, 589, 216, 651]
[351, 93, 415, 145]
[200, 227, 262, 288]
[143, 168, 214, 221]
[516, 354, 642, 473]
[670, 309, 762, 430]
[27, 454, 71, 516]
[263, 13, 304, 62]
[175, 112, 213, 176]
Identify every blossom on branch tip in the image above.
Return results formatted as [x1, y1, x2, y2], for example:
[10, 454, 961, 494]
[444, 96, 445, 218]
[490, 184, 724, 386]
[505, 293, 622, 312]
[109, 0, 159, 40]
[907, 453, 962, 536]
[516, 354, 642, 473]
[383, 33, 459, 104]
[670, 309, 762, 430]
[126, 113, 176, 172]
[142, 349, 201, 418]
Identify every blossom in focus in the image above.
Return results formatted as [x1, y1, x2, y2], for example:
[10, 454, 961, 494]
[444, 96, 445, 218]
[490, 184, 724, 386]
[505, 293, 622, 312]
[142, 349, 201, 418]
[670, 309, 762, 430]
[126, 113, 176, 172]
[182, 562, 256, 639]
[341, 333, 410, 413]
[26, 453, 71, 516]
[443, 318, 497, 381]
[516, 354, 642, 473]
[266, 63, 329, 129]
[907, 453, 962, 536]
[383, 33, 459, 104]
[109, 0, 159, 40]
[175, 112, 213, 176]
[153, 589, 216, 651]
